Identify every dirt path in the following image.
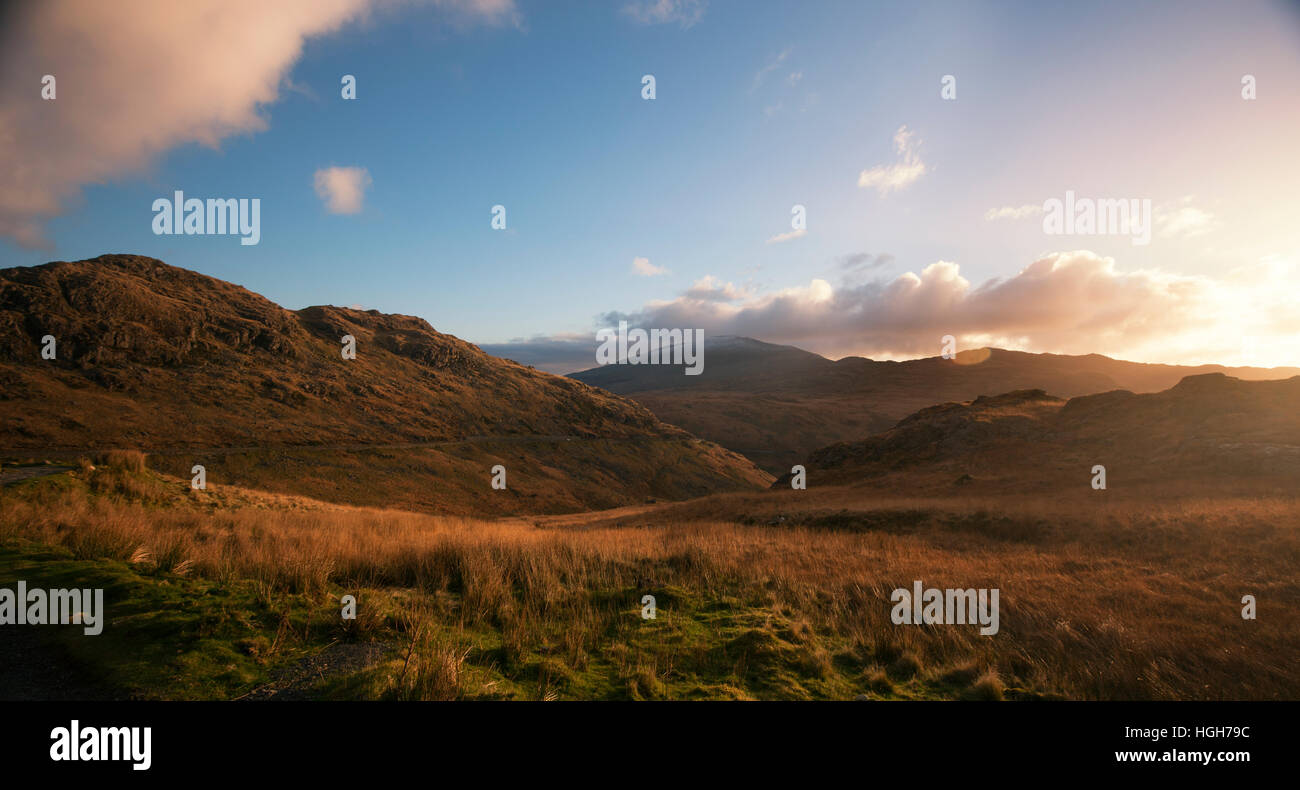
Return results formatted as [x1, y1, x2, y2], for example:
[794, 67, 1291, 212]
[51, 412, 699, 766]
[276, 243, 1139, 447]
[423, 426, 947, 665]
[0, 434, 702, 460]
[0, 627, 118, 701]
[501, 502, 667, 530]
[0, 464, 71, 487]
[236, 642, 390, 701]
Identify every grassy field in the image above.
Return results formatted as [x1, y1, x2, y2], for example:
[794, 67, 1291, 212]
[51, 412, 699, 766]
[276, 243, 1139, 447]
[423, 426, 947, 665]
[1, 451, 1296, 701]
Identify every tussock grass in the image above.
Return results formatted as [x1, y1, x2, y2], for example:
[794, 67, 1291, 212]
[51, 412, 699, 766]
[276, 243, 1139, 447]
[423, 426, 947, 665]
[94, 450, 148, 474]
[1, 475, 1297, 700]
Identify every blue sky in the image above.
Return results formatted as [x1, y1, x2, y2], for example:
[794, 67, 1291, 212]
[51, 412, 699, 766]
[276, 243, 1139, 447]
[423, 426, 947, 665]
[3, 0, 1299, 370]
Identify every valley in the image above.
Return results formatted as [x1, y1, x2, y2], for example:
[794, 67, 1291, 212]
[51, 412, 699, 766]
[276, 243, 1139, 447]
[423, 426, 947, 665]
[2, 255, 1297, 702]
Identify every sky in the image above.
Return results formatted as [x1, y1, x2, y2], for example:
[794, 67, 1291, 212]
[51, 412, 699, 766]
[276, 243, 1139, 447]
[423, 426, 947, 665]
[2, 0, 1299, 372]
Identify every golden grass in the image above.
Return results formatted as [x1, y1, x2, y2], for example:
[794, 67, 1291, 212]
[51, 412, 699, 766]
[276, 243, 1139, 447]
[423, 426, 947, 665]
[2, 472, 1297, 700]
[94, 449, 148, 475]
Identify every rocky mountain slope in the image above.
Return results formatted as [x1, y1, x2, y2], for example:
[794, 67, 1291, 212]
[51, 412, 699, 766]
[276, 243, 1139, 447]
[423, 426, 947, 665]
[0, 255, 770, 513]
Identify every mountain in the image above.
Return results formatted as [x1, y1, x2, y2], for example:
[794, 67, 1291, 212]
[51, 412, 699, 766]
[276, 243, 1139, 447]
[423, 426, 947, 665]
[785, 373, 1300, 493]
[570, 337, 1300, 474]
[0, 255, 770, 513]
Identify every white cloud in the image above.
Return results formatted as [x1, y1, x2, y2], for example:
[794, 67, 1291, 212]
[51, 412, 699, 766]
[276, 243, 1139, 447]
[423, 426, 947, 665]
[622, 0, 706, 29]
[984, 204, 1044, 221]
[1156, 197, 1217, 239]
[857, 125, 927, 195]
[765, 228, 807, 244]
[681, 275, 753, 302]
[314, 166, 372, 214]
[492, 251, 1300, 370]
[611, 251, 1228, 361]
[632, 256, 669, 276]
[0, 0, 516, 248]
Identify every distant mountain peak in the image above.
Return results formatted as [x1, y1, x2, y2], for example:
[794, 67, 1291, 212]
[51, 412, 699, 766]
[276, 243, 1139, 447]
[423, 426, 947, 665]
[571, 333, 1300, 475]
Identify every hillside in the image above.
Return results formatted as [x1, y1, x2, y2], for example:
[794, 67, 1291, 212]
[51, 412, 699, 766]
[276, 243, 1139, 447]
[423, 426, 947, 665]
[5, 436, 1298, 702]
[787, 373, 1300, 493]
[571, 337, 1300, 473]
[0, 255, 770, 513]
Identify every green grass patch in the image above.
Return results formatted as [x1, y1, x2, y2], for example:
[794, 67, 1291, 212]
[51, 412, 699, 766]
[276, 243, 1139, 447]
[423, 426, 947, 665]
[0, 539, 344, 699]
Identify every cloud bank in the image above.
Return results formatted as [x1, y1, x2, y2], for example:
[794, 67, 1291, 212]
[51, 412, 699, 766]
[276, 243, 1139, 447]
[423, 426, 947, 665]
[481, 250, 1300, 372]
[622, 251, 1214, 360]
[478, 334, 601, 374]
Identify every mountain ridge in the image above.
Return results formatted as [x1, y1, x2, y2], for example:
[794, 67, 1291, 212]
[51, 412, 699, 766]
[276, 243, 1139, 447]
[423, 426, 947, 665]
[0, 255, 771, 514]
[783, 371, 1300, 492]
[570, 337, 1300, 473]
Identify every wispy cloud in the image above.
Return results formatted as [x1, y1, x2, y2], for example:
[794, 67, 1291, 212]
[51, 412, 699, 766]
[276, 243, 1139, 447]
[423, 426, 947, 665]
[857, 125, 927, 195]
[1156, 196, 1217, 239]
[765, 228, 807, 244]
[840, 252, 894, 271]
[432, 0, 522, 28]
[622, 0, 706, 29]
[750, 48, 790, 93]
[314, 166, 372, 214]
[984, 204, 1044, 221]
[632, 256, 669, 276]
